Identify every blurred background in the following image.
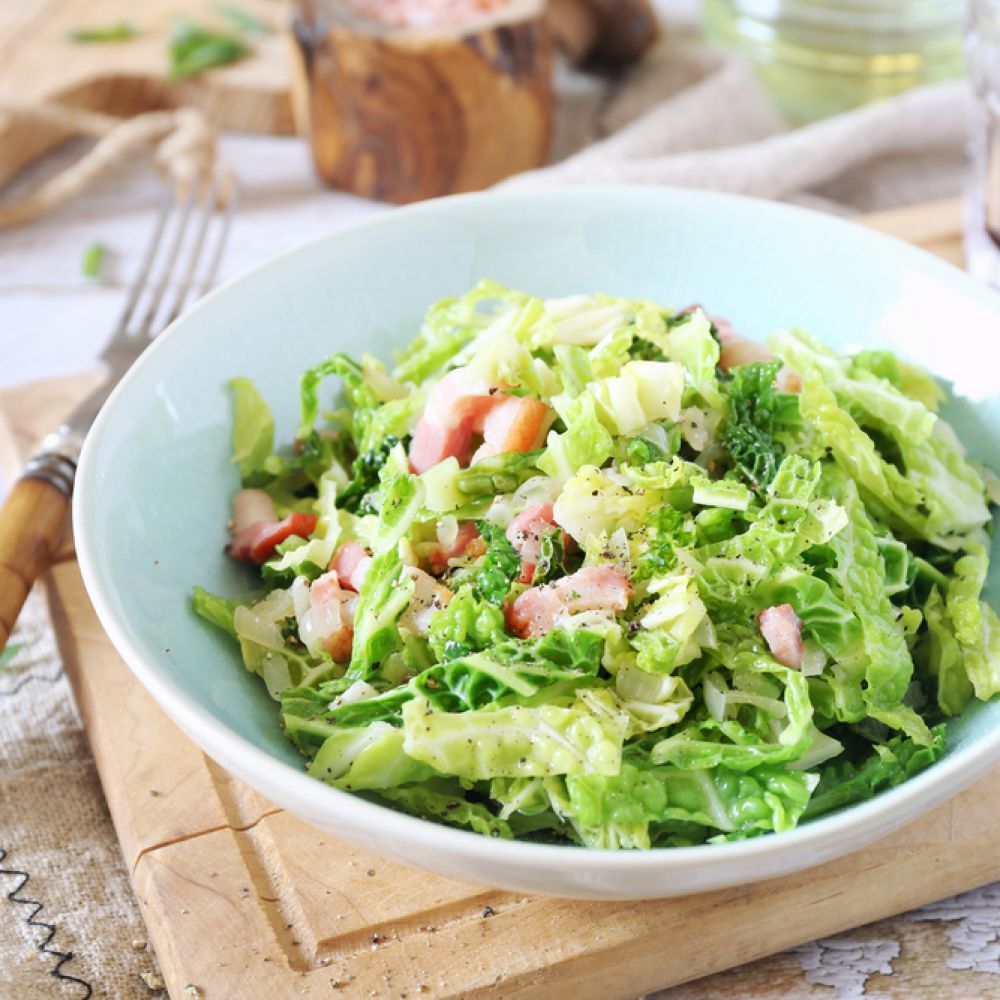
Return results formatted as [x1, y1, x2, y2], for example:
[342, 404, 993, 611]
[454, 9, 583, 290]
[2, 0, 990, 388]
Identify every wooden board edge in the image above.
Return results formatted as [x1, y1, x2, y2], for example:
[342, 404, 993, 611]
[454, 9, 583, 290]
[129, 799, 1000, 1000]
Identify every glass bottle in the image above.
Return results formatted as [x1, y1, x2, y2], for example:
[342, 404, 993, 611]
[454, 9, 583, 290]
[965, 0, 1000, 287]
[703, 0, 967, 123]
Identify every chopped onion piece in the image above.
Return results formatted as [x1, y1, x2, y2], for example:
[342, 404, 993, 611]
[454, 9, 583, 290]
[436, 515, 459, 549]
[788, 728, 844, 771]
[515, 474, 562, 506]
[328, 680, 379, 711]
[290, 577, 311, 620]
[702, 671, 728, 722]
[800, 642, 827, 677]
[484, 493, 516, 529]
[679, 406, 710, 452]
[234, 606, 284, 651]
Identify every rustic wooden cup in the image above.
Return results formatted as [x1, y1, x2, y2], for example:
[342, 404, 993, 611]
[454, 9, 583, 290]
[289, 0, 555, 204]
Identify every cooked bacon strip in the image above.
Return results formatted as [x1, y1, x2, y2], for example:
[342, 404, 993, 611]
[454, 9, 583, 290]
[229, 489, 319, 565]
[410, 419, 476, 477]
[470, 395, 548, 465]
[409, 365, 549, 473]
[506, 565, 632, 639]
[758, 604, 805, 669]
[298, 572, 354, 662]
[232, 488, 276, 533]
[409, 367, 498, 473]
[331, 541, 373, 592]
[719, 337, 775, 373]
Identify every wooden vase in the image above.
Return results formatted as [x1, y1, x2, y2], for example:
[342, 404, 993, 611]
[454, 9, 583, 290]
[291, 0, 554, 204]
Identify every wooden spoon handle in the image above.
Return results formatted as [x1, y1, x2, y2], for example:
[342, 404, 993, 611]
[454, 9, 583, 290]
[0, 476, 70, 650]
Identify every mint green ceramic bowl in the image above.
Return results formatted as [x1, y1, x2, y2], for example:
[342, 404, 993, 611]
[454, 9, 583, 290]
[74, 187, 1000, 899]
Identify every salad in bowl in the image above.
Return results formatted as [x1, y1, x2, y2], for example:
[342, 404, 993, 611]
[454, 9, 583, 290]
[194, 282, 1000, 850]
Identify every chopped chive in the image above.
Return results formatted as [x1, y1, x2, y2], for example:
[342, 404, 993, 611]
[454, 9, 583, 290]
[81, 242, 107, 280]
[214, 4, 270, 35]
[169, 19, 251, 79]
[0, 643, 23, 670]
[69, 21, 137, 43]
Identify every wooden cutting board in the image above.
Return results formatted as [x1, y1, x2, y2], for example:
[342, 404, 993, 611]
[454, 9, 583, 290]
[2, 200, 995, 1000]
[0, 0, 293, 189]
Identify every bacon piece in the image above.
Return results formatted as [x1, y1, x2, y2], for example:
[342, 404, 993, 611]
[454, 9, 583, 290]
[506, 565, 633, 639]
[230, 511, 319, 565]
[687, 304, 800, 391]
[229, 488, 320, 564]
[408, 367, 498, 473]
[426, 522, 480, 575]
[758, 604, 805, 669]
[331, 542, 373, 592]
[719, 338, 775, 373]
[232, 488, 276, 534]
[409, 366, 549, 473]
[506, 502, 570, 585]
[299, 572, 354, 661]
[410, 420, 475, 476]
[471, 395, 548, 464]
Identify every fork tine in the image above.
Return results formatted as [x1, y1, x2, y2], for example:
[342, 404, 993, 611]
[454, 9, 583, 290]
[195, 178, 239, 295]
[100, 174, 236, 367]
[161, 175, 220, 327]
[110, 195, 173, 340]
[132, 178, 201, 337]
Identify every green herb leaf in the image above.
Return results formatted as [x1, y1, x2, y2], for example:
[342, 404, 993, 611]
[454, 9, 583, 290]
[69, 21, 136, 43]
[214, 4, 270, 35]
[0, 643, 23, 670]
[170, 19, 250, 79]
[81, 242, 106, 280]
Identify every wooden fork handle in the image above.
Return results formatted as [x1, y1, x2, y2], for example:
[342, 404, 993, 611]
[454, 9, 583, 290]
[0, 472, 72, 651]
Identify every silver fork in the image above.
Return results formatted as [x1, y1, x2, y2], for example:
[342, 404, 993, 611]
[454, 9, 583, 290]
[0, 177, 238, 650]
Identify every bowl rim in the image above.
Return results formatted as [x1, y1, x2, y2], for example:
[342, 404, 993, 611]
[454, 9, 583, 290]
[74, 183, 1000, 874]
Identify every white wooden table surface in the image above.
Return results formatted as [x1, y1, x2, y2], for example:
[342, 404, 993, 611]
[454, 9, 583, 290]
[3, 134, 1000, 1000]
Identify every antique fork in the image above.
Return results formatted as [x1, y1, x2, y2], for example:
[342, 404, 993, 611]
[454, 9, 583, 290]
[0, 177, 237, 650]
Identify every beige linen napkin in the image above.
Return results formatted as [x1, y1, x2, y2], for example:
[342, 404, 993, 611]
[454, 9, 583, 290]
[519, 36, 968, 214]
[1, 591, 160, 998]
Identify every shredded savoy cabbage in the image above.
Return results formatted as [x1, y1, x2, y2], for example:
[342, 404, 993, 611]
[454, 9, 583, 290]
[194, 282, 999, 849]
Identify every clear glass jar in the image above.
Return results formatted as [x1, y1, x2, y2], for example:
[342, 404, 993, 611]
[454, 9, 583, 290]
[702, 0, 967, 123]
[965, 0, 1000, 286]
